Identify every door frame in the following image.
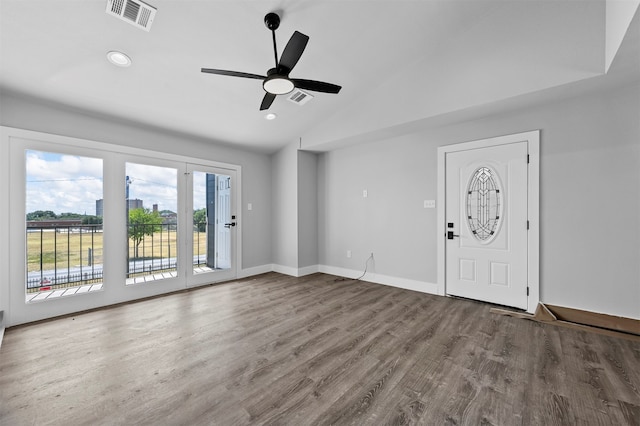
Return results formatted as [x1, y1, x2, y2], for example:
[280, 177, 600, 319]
[437, 130, 540, 313]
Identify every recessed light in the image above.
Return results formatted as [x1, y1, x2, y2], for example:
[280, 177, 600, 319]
[265, 113, 277, 120]
[107, 50, 132, 67]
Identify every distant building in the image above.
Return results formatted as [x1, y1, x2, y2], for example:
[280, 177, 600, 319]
[127, 199, 143, 210]
[96, 198, 144, 217]
[160, 211, 177, 224]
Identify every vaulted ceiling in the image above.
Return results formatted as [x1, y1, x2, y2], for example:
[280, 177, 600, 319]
[1, 1, 638, 153]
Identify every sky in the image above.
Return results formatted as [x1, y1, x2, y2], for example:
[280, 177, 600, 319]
[26, 150, 213, 215]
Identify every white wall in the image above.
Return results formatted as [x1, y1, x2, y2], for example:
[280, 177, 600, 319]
[318, 84, 640, 319]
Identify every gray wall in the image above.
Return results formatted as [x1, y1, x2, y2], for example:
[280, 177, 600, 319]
[0, 92, 273, 271]
[318, 84, 640, 319]
[271, 143, 298, 269]
[298, 150, 319, 268]
[270, 146, 320, 271]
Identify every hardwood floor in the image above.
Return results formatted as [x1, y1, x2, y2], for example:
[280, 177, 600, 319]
[1, 272, 639, 425]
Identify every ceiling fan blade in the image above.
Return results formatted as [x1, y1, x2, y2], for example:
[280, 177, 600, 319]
[292, 79, 342, 94]
[201, 68, 266, 80]
[278, 31, 309, 72]
[260, 92, 277, 110]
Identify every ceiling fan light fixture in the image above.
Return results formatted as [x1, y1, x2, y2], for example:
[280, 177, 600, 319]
[263, 75, 294, 95]
[107, 50, 132, 67]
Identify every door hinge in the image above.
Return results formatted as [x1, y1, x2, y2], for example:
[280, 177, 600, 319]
[527, 287, 530, 296]
[527, 154, 530, 163]
[527, 220, 530, 230]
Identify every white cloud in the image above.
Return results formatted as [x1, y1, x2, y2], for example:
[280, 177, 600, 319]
[26, 150, 103, 214]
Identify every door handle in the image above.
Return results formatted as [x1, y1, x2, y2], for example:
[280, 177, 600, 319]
[447, 231, 459, 240]
[224, 222, 236, 228]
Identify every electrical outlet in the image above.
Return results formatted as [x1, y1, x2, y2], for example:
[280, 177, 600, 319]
[362, 189, 368, 198]
[347, 250, 352, 258]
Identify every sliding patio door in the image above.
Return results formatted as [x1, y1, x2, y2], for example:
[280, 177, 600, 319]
[186, 164, 237, 286]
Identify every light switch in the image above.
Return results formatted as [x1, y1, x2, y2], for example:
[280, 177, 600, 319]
[247, 203, 253, 211]
[424, 200, 436, 208]
[363, 190, 368, 198]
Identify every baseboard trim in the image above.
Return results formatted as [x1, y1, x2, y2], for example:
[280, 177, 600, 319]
[318, 265, 439, 295]
[238, 264, 273, 278]
[271, 264, 319, 277]
[245, 263, 438, 295]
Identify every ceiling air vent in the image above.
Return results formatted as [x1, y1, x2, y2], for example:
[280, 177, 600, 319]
[106, 0, 156, 32]
[287, 89, 314, 106]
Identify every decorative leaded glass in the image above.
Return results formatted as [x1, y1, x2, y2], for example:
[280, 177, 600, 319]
[466, 166, 502, 241]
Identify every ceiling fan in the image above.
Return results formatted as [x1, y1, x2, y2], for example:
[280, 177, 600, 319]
[201, 12, 342, 111]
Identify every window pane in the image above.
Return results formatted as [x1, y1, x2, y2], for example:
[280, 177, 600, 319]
[466, 166, 503, 242]
[125, 163, 178, 284]
[25, 150, 103, 302]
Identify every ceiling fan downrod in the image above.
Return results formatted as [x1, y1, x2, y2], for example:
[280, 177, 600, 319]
[264, 13, 281, 69]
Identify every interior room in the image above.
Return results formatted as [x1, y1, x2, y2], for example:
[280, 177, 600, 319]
[1, 1, 638, 424]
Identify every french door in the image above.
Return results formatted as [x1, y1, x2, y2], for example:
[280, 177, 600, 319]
[186, 164, 237, 286]
[6, 128, 240, 326]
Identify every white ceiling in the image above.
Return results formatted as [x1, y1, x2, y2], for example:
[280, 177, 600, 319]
[1, 0, 638, 153]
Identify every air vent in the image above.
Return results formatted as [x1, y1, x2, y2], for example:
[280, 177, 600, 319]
[106, 0, 156, 32]
[287, 89, 314, 106]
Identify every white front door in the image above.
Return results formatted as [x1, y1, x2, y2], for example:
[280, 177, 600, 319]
[445, 141, 529, 309]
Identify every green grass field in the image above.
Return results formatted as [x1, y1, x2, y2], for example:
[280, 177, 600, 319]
[27, 230, 208, 272]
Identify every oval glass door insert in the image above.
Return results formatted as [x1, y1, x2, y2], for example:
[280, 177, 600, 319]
[466, 166, 503, 242]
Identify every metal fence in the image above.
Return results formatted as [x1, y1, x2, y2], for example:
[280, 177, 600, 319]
[27, 224, 103, 292]
[27, 271, 104, 290]
[27, 222, 208, 292]
[126, 222, 177, 278]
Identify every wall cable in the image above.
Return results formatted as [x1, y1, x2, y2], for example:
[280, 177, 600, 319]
[355, 253, 374, 280]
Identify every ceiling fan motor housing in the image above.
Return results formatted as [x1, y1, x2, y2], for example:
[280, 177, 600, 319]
[263, 68, 294, 95]
[264, 13, 280, 30]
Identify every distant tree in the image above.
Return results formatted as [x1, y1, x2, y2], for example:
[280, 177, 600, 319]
[26, 210, 57, 221]
[82, 215, 103, 225]
[59, 212, 83, 220]
[193, 208, 207, 232]
[128, 208, 163, 258]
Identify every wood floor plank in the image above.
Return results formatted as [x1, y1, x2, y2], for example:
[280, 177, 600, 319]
[1, 272, 639, 425]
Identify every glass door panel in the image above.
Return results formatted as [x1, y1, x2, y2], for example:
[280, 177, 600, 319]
[25, 150, 103, 302]
[125, 162, 178, 284]
[189, 165, 236, 285]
